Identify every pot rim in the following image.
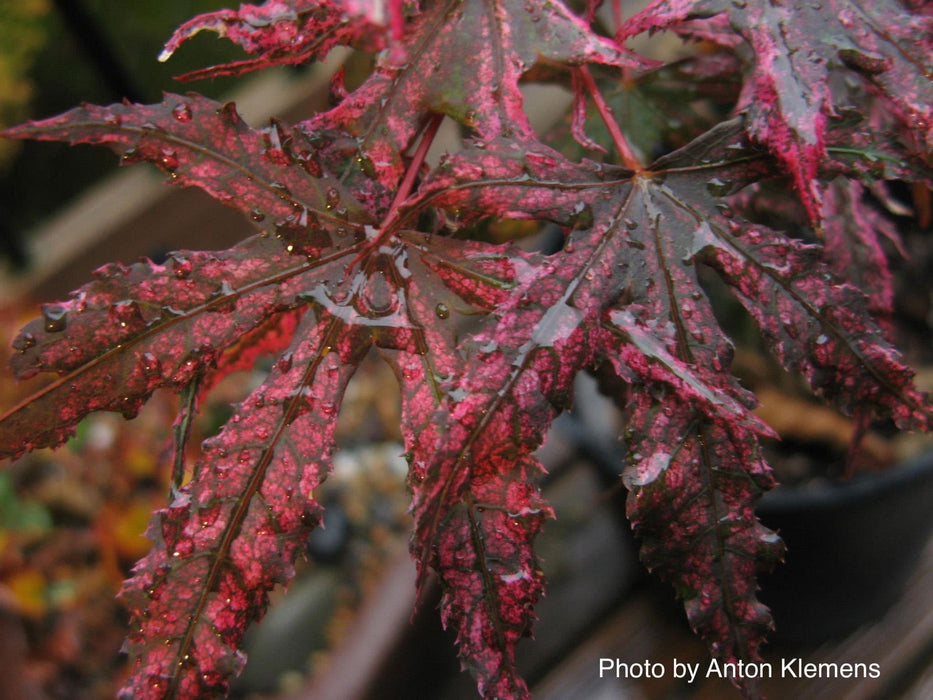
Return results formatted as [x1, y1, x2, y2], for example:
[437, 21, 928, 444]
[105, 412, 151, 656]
[759, 445, 933, 512]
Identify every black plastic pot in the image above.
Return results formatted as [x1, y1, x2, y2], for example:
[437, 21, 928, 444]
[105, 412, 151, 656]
[756, 447, 933, 646]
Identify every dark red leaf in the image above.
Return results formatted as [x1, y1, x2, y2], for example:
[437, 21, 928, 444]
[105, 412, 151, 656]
[620, 0, 933, 219]
[408, 117, 932, 685]
[1, 93, 371, 232]
[0, 236, 329, 459]
[119, 311, 366, 699]
[303, 0, 644, 197]
[623, 390, 783, 692]
[821, 179, 900, 320]
[160, 0, 390, 80]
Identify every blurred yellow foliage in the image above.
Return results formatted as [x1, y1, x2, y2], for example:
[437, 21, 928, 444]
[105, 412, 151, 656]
[7, 567, 47, 617]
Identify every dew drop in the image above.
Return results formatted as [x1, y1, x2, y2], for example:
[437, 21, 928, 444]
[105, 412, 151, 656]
[705, 177, 732, 196]
[159, 148, 179, 172]
[277, 352, 294, 373]
[325, 187, 341, 209]
[238, 449, 251, 463]
[434, 303, 450, 319]
[357, 153, 376, 177]
[16, 332, 37, 352]
[141, 352, 160, 377]
[172, 103, 193, 122]
[250, 209, 266, 222]
[120, 398, 140, 420]
[42, 304, 67, 333]
[172, 256, 193, 278]
[296, 150, 323, 177]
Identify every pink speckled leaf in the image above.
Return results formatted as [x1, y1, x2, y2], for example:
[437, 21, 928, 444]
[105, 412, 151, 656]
[821, 178, 900, 320]
[372, 234, 550, 698]
[1, 93, 371, 232]
[411, 117, 932, 692]
[406, 247, 596, 698]
[403, 126, 767, 693]
[303, 0, 644, 197]
[160, 0, 392, 80]
[118, 310, 366, 699]
[620, 0, 933, 219]
[426, 118, 933, 429]
[0, 235, 347, 460]
[623, 390, 783, 681]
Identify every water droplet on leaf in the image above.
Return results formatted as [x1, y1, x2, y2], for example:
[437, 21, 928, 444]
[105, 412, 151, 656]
[357, 153, 376, 177]
[172, 256, 193, 278]
[141, 352, 160, 377]
[159, 148, 179, 172]
[110, 300, 144, 329]
[706, 177, 732, 196]
[277, 352, 294, 373]
[41, 305, 67, 333]
[172, 103, 193, 122]
[16, 332, 37, 352]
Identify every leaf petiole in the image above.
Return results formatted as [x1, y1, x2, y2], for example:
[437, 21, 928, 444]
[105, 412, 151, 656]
[346, 112, 445, 272]
[171, 375, 201, 490]
[575, 65, 643, 171]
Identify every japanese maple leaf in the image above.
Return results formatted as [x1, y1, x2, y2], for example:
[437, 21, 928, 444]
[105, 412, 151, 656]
[410, 117, 932, 690]
[619, 0, 933, 220]
[159, 0, 393, 80]
[302, 0, 643, 196]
